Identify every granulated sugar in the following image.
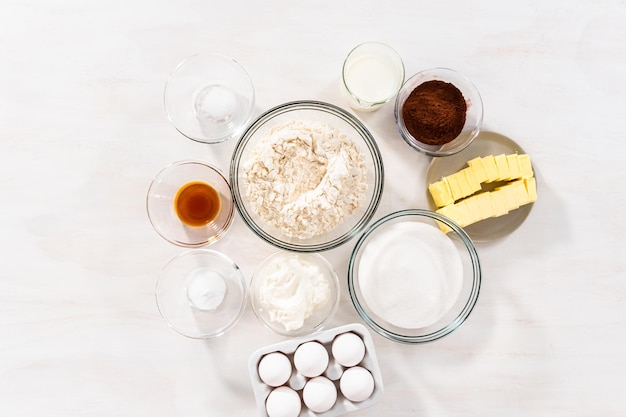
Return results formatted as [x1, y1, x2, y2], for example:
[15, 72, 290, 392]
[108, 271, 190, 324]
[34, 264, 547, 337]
[358, 221, 463, 329]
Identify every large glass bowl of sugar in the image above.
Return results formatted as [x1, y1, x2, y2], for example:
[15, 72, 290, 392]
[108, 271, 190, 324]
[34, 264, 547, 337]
[348, 209, 481, 344]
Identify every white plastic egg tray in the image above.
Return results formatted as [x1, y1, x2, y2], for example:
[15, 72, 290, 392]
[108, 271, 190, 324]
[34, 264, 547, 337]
[248, 323, 384, 417]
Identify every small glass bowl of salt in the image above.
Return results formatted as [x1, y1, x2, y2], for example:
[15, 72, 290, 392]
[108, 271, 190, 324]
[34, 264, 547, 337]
[156, 249, 247, 339]
[164, 53, 255, 144]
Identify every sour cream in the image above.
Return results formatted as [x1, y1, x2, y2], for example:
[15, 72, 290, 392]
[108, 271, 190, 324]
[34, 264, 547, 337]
[258, 253, 331, 331]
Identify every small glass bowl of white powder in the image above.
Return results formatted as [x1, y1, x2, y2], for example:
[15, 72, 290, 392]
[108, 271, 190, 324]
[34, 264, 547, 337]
[250, 251, 340, 337]
[348, 209, 481, 344]
[164, 54, 255, 144]
[156, 249, 247, 339]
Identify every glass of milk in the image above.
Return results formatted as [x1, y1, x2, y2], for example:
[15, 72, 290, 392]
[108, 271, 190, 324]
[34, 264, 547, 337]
[341, 42, 405, 112]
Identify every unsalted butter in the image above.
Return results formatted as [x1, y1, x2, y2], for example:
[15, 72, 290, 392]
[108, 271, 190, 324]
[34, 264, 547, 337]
[434, 161, 538, 232]
[507, 154, 522, 179]
[429, 153, 534, 208]
[481, 155, 500, 183]
[467, 157, 488, 183]
[428, 180, 454, 207]
[494, 154, 510, 181]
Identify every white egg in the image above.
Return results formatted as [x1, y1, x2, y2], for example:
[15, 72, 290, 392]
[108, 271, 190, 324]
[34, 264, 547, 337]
[339, 366, 375, 402]
[303, 376, 337, 413]
[293, 341, 329, 378]
[258, 352, 292, 387]
[331, 332, 366, 367]
[265, 386, 301, 417]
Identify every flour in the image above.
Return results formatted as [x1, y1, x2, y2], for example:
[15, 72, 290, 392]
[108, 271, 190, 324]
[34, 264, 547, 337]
[243, 120, 367, 239]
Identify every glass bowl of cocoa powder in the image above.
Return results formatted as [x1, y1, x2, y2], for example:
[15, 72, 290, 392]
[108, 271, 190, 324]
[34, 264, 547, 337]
[394, 68, 483, 157]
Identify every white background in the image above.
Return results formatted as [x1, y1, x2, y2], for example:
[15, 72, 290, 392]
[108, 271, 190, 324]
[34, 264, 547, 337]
[1, 0, 624, 416]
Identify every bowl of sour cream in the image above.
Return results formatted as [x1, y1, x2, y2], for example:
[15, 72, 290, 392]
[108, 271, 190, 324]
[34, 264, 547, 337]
[250, 251, 341, 337]
[348, 209, 481, 344]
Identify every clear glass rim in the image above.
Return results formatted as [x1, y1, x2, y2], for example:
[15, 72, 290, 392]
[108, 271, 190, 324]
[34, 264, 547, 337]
[229, 100, 385, 252]
[347, 209, 482, 344]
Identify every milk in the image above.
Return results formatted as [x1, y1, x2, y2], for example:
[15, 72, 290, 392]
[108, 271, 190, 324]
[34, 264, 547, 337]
[341, 42, 404, 112]
[344, 55, 400, 103]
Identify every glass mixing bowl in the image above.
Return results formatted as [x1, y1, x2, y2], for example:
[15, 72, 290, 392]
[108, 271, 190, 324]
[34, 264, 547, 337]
[230, 100, 384, 252]
[348, 209, 481, 344]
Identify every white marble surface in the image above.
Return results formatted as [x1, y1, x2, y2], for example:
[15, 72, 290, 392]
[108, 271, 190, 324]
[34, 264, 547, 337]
[1, 0, 625, 415]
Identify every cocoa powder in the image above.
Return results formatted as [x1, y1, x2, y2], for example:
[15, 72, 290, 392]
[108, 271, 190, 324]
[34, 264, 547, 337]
[401, 80, 467, 146]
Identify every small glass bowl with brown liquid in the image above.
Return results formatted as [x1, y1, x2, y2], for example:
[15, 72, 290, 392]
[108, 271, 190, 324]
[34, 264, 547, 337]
[147, 160, 235, 247]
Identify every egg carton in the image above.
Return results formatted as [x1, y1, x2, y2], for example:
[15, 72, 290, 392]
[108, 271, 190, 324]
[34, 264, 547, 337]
[248, 323, 384, 417]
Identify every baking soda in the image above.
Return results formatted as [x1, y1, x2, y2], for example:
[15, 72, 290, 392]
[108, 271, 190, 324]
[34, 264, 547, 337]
[186, 268, 227, 311]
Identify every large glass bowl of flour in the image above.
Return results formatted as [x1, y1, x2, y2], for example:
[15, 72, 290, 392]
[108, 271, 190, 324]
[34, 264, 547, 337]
[230, 101, 384, 252]
[348, 209, 481, 344]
